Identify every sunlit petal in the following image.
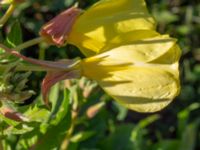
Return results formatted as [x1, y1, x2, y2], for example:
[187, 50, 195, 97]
[81, 36, 180, 112]
[68, 0, 157, 55]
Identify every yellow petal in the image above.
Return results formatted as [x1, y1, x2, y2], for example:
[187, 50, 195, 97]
[151, 44, 181, 64]
[82, 61, 180, 112]
[68, 0, 156, 56]
[83, 35, 179, 65]
[81, 36, 181, 112]
[101, 30, 159, 52]
[99, 67, 180, 112]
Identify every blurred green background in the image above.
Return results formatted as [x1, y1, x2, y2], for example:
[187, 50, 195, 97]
[0, 0, 200, 150]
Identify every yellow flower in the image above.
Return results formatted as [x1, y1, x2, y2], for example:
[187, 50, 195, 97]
[0, 0, 181, 112]
[81, 35, 181, 112]
[68, 0, 157, 56]
[0, 33, 181, 112]
[40, 0, 156, 55]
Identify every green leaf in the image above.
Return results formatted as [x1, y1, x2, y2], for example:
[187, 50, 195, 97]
[179, 120, 200, 150]
[130, 115, 160, 150]
[33, 108, 72, 150]
[99, 124, 135, 150]
[0, 112, 19, 126]
[47, 87, 70, 126]
[153, 10, 179, 24]
[15, 127, 41, 150]
[50, 89, 70, 125]
[49, 83, 60, 110]
[177, 103, 200, 137]
[4, 124, 34, 135]
[151, 140, 180, 150]
[113, 101, 128, 121]
[137, 114, 160, 129]
[24, 105, 50, 123]
[6, 21, 23, 48]
[70, 131, 96, 143]
[32, 89, 72, 150]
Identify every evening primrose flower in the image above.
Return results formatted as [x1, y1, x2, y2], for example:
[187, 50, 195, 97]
[0, 0, 181, 112]
[81, 35, 181, 112]
[0, 34, 181, 112]
[40, 0, 157, 55]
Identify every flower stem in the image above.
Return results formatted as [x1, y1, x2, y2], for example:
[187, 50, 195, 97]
[0, 4, 16, 27]
[15, 37, 45, 51]
[0, 63, 53, 72]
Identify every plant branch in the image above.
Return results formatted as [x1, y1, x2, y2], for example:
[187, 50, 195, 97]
[0, 4, 16, 27]
[15, 37, 45, 51]
[0, 63, 53, 72]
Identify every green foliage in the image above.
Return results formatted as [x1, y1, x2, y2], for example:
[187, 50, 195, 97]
[6, 21, 22, 48]
[0, 0, 200, 150]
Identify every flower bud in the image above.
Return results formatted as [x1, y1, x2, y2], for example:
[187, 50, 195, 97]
[0, 107, 28, 122]
[86, 102, 105, 119]
[40, 7, 82, 46]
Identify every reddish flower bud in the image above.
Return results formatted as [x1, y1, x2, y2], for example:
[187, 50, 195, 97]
[0, 107, 28, 122]
[40, 7, 82, 46]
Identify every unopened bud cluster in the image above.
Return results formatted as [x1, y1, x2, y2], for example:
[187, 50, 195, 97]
[0, 66, 34, 103]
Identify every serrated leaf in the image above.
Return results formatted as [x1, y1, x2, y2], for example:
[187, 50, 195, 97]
[4, 124, 34, 135]
[24, 105, 50, 123]
[29, 89, 72, 150]
[33, 105, 72, 150]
